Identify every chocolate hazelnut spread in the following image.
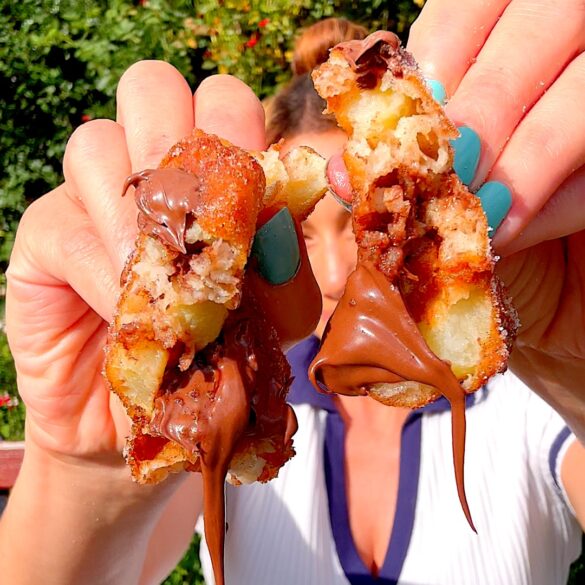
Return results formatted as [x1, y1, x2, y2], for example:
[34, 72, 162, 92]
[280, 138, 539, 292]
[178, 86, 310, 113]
[122, 167, 304, 584]
[336, 31, 416, 89]
[309, 261, 475, 531]
[149, 289, 297, 585]
[122, 168, 202, 253]
[248, 218, 322, 351]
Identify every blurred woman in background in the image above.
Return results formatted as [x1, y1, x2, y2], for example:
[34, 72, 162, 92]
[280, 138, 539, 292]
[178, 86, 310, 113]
[1, 4, 584, 585]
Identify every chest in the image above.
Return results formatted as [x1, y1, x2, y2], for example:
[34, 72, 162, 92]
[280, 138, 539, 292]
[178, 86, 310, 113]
[343, 422, 402, 575]
[207, 401, 579, 585]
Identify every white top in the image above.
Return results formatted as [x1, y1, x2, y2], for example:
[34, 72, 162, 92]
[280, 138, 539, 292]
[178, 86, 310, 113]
[198, 340, 581, 585]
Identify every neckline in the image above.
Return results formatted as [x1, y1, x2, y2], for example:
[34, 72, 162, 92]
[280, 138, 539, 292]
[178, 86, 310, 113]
[324, 408, 423, 584]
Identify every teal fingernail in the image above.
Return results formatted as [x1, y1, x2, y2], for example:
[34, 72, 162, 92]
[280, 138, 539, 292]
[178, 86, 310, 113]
[476, 181, 512, 233]
[252, 207, 300, 285]
[451, 126, 481, 186]
[427, 79, 447, 105]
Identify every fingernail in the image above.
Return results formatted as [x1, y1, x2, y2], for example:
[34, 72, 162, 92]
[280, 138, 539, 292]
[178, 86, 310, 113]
[451, 126, 481, 186]
[326, 154, 352, 210]
[476, 181, 512, 233]
[330, 189, 352, 212]
[426, 79, 447, 105]
[252, 207, 300, 285]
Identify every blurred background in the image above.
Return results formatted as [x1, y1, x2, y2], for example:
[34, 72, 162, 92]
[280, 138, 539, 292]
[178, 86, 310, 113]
[0, 2, 582, 584]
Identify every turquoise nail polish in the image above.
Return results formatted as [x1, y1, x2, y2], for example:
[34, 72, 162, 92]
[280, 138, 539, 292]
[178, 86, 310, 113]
[451, 126, 481, 186]
[427, 79, 447, 105]
[476, 181, 512, 233]
[252, 207, 300, 285]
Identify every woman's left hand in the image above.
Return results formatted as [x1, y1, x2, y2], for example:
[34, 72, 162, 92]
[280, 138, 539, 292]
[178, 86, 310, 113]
[407, 0, 585, 434]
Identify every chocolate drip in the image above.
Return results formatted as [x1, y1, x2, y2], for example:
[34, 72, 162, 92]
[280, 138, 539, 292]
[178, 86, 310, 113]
[151, 289, 297, 585]
[122, 168, 202, 253]
[336, 30, 417, 89]
[309, 261, 475, 531]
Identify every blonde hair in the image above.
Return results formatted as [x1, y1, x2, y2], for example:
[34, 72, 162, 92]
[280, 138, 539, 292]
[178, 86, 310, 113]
[265, 18, 368, 145]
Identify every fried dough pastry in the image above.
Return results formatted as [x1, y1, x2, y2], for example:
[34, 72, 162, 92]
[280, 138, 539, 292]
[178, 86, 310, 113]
[105, 129, 326, 585]
[310, 32, 518, 531]
[106, 130, 326, 485]
[311, 32, 517, 407]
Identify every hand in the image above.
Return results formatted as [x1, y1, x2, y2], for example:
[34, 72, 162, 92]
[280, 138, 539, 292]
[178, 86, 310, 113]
[5, 62, 268, 467]
[407, 0, 585, 428]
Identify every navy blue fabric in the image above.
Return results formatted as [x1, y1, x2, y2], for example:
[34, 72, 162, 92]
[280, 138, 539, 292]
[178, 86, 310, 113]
[286, 335, 485, 584]
[324, 408, 423, 585]
[287, 335, 336, 412]
[548, 426, 572, 489]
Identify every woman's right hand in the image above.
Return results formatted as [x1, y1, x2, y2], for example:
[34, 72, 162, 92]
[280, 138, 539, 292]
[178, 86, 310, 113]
[6, 62, 266, 468]
[2, 62, 269, 584]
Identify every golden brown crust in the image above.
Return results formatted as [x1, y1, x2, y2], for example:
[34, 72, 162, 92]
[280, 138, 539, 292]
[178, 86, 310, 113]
[106, 130, 327, 485]
[160, 129, 265, 260]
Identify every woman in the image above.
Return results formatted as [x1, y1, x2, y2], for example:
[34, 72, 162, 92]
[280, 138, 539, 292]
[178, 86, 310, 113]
[1, 3, 584, 585]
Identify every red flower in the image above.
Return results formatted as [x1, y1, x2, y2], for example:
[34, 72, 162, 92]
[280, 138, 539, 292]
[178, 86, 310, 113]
[258, 18, 270, 28]
[81, 114, 92, 123]
[0, 394, 11, 408]
[245, 35, 259, 49]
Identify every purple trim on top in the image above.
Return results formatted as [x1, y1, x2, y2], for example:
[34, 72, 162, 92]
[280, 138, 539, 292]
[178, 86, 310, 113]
[324, 411, 371, 584]
[287, 336, 336, 412]
[286, 335, 486, 585]
[324, 408, 423, 584]
[379, 413, 422, 582]
[548, 426, 572, 490]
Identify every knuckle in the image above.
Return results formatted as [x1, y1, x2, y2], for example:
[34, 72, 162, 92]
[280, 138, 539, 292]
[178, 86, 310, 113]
[195, 75, 264, 148]
[197, 75, 263, 121]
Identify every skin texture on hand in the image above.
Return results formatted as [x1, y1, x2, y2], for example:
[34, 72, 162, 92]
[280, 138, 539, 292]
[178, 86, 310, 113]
[407, 0, 585, 253]
[407, 0, 585, 525]
[326, 2, 585, 524]
[2, 61, 321, 584]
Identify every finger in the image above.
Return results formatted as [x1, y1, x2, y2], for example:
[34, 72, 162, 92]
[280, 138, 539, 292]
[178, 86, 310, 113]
[407, 0, 510, 94]
[117, 60, 194, 170]
[486, 53, 585, 250]
[8, 186, 119, 322]
[194, 75, 266, 150]
[248, 218, 322, 350]
[326, 154, 352, 208]
[445, 0, 585, 188]
[63, 119, 137, 275]
[497, 165, 585, 256]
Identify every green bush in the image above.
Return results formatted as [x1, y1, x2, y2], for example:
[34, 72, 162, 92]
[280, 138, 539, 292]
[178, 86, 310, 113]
[0, 0, 423, 272]
[0, 331, 25, 441]
[162, 534, 204, 585]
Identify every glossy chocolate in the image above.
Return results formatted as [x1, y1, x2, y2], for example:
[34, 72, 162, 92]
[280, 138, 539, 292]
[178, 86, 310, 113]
[151, 290, 296, 585]
[248, 218, 322, 352]
[335, 30, 416, 89]
[309, 261, 475, 531]
[122, 168, 202, 253]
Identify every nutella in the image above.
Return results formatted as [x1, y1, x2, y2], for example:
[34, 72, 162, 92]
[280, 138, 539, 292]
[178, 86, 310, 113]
[310, 261, 475, 531]
[123, 168, 202, 253]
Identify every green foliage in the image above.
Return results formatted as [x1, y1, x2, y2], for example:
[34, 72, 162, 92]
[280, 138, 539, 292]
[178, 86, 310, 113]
[0, 331, 24, 441]
[0, 0, 195, 271]
[569, 536, 585, 585]
[192, 0, 424, 98]
[0, 0, 424, 271]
